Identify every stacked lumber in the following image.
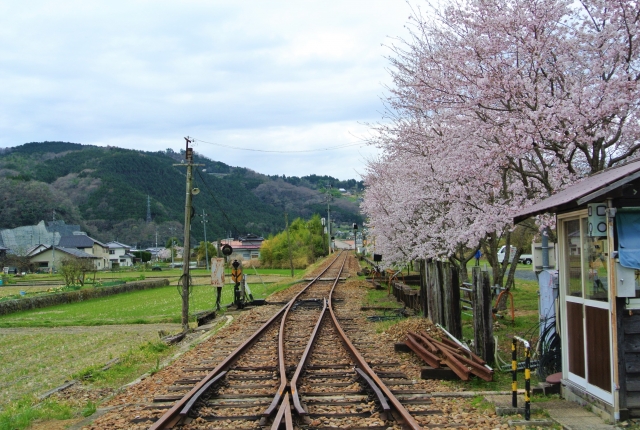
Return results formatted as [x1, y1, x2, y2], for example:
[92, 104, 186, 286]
[405, 331, 493, 382]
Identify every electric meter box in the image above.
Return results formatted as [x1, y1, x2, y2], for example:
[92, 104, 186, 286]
[588, 203, 608, 237]
[532, 242, 557, 270]
[616, 262, 637, 298]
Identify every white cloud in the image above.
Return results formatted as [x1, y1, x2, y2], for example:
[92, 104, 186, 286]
[0, 0, 410, 179]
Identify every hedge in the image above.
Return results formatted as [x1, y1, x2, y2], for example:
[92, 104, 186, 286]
[0, 279, 170, 316]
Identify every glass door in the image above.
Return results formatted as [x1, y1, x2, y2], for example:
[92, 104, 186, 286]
[561, 215, 613, 404]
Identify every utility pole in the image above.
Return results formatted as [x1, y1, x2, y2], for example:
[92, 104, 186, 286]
[284, 207, 294, 277]
[168, 226, 176, 267]
[146, 195, 152, 223]
[326, 185, 332, 253]
[51, 210, 56, 273]
[201, 209, 209, 271]
[174, 137, 203, 332]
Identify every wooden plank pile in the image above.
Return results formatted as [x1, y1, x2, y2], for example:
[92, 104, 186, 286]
[405, 331, 494, 382]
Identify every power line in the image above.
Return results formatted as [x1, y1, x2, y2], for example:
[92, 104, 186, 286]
[192, 137, 365, 153]
[195, 168, 243, 237]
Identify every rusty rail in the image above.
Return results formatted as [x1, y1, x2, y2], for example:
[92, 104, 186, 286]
[149, 252, 344, 429]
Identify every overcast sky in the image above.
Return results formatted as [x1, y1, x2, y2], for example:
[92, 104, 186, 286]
[0, 1, 412, 180]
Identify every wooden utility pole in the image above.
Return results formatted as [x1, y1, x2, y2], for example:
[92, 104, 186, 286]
[174, 137, 203, 332]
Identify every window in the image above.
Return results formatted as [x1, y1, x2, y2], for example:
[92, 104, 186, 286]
[563, 216, 609, 302]
[109, 250, 115, 254]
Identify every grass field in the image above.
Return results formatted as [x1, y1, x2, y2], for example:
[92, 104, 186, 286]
[0, 275, 301, 328]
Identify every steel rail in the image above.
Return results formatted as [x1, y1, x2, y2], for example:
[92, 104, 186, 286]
[289, 298, 327, 415]
[269, 392, 294, 430]
[289, 254, 391, 418]
[263, 251, 346, 416]
[327, 265, 423, 430]
[148, 252, 344, 430]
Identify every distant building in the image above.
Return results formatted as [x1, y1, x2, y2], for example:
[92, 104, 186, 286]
[28, 245, 97, 271]
[219, 234, 264, 261]
[57, 233, 109, 269]
[105, 241, 134, 268]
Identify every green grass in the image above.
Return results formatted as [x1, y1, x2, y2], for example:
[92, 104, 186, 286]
[0, 267, 308, 328]
[0, 397, 75, 430]
[0, 339, 177, 430]
[72, 341, 170, 386]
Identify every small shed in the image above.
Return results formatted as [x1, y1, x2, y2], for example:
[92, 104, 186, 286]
[514, 158, 640, 421]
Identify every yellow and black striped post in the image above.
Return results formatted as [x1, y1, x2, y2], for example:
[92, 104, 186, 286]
[524, 343, 531, 420]
[512, 338, 518, 408]
[514, 335, 531, 421]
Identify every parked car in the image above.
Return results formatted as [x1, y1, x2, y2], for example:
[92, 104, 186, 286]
[497, 246, 533, 264]
[152, 266, 162, 271]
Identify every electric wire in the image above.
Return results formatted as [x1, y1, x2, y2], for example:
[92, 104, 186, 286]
[192, 137, 365, 153]
[195, 168, 244, 237]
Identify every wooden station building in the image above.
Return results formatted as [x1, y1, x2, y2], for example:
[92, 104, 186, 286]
[514, 158, 640, 421]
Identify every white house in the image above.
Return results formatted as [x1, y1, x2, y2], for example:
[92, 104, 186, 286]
[105, 241, 134, 268]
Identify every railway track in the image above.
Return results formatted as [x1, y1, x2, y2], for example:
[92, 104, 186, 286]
[127, 252, 438, 429]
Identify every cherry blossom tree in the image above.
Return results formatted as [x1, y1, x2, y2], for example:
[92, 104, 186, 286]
[363, 0, 640, 288]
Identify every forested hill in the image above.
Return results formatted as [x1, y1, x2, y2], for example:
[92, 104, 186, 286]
[0, 142, 363, 247]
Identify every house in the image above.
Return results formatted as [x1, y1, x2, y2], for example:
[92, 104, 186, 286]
[28, 245, 97, 271]
[514, 158, 640, 422]
[105, 241, 134, 268]
[219, 234, 264, 261]
[57, 233, 110, 270]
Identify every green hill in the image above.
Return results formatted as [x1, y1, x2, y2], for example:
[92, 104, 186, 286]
[0, 142, 363, 247]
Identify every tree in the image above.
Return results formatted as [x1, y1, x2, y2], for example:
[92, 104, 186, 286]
[157, 248, 172, 261]
[165, 237, 181, 248]
[195, 241, 217, 265]
[131, 250, 151, 262]
[260, 215, 326, 268]
[60, 257, 95, 286]
[363, 0, 640, 288]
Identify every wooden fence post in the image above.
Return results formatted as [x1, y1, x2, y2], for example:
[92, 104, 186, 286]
[419, 259, 427, 318]
[442, 263, 462, 340]
[472, 266, 495, 363]
[426, 260, 443, 326]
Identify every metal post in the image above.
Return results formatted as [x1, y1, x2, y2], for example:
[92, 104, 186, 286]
[512, 338, 518, 408]
[327, 196, 331, 253]
[353, 223, 358, 254]
[524, 343, 531, 420]
[51, 210, 56, 273]
[202, 209, 209, 271]
[542, 227, 550, 270]
[285, 209, 294, 278]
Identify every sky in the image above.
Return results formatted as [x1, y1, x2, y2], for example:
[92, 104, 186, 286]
[0, 1, 413, 180]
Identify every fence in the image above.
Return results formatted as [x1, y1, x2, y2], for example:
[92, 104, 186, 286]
[363, 258, 495, 362]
